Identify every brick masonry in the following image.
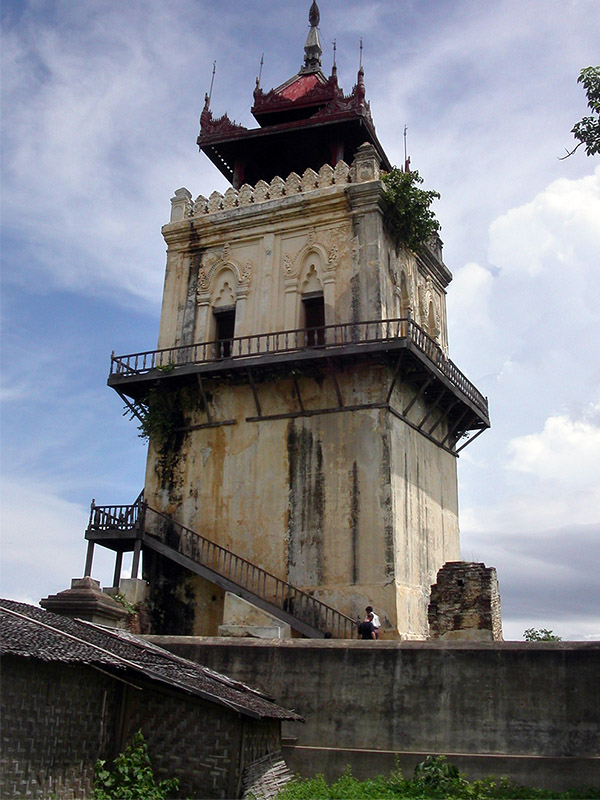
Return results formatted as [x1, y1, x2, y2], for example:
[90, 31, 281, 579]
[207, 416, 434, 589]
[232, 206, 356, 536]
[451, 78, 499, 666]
[428, 561, 503, 641]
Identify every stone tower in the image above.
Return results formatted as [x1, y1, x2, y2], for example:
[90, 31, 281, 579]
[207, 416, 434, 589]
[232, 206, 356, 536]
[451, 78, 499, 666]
[104, 3, 489, 639]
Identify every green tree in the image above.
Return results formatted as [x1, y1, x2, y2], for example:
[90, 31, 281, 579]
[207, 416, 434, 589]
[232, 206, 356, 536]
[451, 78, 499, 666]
[93, 730, 179, 800]
[523, 627, 562, 642]
[562, 66, 600, 158]
[381, 168, 441, 253]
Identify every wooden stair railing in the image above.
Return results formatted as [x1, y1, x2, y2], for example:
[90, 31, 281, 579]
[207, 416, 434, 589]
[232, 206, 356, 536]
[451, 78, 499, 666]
[87, 498, 357, 639]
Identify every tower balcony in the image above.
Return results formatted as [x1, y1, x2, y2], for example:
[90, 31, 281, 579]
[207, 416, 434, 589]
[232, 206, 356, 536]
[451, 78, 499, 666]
[109, 317, 489, 454]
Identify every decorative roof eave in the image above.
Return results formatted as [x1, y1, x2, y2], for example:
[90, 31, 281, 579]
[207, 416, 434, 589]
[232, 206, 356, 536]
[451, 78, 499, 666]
[199, 107, 384, 151]
[200, 101, 377, 147]
[252, 73, 339, 119]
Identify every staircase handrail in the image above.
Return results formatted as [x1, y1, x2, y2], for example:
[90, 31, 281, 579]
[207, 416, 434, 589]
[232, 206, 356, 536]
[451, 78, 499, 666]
[88, 498, 357, 639]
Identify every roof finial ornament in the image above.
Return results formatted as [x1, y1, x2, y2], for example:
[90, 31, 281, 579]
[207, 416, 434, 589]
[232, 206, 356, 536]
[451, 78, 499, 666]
[201, 60, 217, 130]
[331, 38, 338, 81]
[206, 60, 217, 109]
[255, 53, 265, 95]
[302, 0, 322, 73]
[309, 1, 320, 28]
[356, 41, 365, 108]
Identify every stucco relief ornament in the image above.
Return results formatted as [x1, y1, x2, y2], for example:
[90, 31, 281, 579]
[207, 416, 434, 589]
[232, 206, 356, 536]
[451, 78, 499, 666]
[197, 269, 210, 293]
[417, 283, 427, 323]
[240, 262, 253, 285]
[308, 228, 317, 246]
[283, 253, 297, 278]
[322, 244, 340, 278]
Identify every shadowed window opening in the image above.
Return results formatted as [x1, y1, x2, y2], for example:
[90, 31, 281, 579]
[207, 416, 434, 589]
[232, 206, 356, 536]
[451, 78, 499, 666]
[302, 293, 325, 346]
[213, 306, 236, 357]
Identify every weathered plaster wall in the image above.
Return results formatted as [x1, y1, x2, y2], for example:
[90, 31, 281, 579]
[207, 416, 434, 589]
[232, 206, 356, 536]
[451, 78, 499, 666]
[144, 149, 459, 639]
[149, 637, 600, 792]
[160, 157, 450, 355]
[144, 365, 459, 637]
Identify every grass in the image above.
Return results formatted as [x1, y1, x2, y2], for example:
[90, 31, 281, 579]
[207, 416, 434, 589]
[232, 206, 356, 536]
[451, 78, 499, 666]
[275, 757, 600, 800]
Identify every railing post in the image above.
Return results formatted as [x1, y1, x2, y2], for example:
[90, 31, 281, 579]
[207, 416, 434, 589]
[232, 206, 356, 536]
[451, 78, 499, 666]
[112, 551, 123, 589]
[138, 501, 147, 534]
[84, 541, 95, 577]
[88, 499, 96, 530]
[131, 538, 142, 580]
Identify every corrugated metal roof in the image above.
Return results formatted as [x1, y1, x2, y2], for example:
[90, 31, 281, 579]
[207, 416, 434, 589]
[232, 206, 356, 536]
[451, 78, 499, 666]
[0, 599, 302, 721]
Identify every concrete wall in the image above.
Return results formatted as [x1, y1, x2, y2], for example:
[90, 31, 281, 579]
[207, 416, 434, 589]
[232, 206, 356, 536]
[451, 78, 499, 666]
[148, 637, 600, 791]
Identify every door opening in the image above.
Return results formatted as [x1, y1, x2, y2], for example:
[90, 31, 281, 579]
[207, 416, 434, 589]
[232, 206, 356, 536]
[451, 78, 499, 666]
[302, 294, 325, 347]
[213, 306, 236, 357]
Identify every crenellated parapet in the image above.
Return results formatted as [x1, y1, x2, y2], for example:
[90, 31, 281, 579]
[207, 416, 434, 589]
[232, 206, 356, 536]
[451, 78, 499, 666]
[170, 160, 354, 222]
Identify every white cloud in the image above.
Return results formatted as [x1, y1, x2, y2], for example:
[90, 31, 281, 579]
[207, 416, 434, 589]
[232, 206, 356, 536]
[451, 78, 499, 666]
[446, 261, 494, 332]
[1, 0, 228, 304]
[462, 409, 600, 533]
[508, 413, 600, 486]
[0, 477, 117, 602]
[489, 169, 600, 278]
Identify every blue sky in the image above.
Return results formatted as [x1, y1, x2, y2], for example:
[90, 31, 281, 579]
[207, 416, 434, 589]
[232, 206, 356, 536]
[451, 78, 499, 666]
[1, 0, 599, 640]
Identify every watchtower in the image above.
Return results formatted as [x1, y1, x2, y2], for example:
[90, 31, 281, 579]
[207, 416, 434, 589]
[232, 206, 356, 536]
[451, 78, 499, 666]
[92, 2, 489, 639]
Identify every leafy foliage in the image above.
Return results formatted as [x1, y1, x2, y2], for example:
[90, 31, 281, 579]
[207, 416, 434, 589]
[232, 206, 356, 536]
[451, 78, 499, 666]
[382, 168, 441, 253]
[93, 730, 179, 800]
[275, 757, 599, 799]
[134, 384, 197, 449]
[523, 627, 562, 642]
[563, 66, 600, 158]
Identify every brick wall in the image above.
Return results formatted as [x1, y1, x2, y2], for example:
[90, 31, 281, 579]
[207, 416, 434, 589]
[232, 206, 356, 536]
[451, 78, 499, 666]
[428, 561, 503, 640]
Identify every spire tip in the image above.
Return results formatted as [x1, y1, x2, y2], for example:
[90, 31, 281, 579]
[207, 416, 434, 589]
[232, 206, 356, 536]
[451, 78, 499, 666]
[309, 1, 320, 28]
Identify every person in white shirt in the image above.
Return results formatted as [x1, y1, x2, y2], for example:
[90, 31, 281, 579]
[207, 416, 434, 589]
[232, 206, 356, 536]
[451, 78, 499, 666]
[365, 606, 381, 639]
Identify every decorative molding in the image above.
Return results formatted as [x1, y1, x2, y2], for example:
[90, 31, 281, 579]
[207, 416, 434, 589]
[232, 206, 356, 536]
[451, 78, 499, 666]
[170, 158, 360, 223]
[196, 247, 254, 303]
[280, 224, 352, 289]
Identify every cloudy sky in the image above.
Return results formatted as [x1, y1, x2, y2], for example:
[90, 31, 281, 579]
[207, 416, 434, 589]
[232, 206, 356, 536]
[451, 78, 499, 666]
[1, 0, 598, 641]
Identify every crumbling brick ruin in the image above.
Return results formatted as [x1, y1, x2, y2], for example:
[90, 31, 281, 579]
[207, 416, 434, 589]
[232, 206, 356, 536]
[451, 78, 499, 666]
[428, 561, 503, 641]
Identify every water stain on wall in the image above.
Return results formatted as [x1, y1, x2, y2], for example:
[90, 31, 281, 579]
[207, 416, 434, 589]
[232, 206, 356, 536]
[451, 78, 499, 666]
[287, 421, 325, 586]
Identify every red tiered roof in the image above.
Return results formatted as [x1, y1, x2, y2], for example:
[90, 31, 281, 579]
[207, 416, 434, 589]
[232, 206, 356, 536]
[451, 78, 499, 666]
[197, 2, 391, 187]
